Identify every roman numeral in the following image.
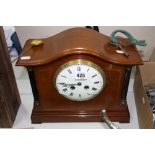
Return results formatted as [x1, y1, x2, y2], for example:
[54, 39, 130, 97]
[77, 66, 81, 71]
[92, 74, 97, 78]
[58, 82, 65, 85]
[70, 92, 74, 96]
[61, 75, 67, 78]
[67, 69, 72, 74]
[87, 93, 92, 96]
[79, 94, 81, 98]
[94, 81, 99, 84]
[92, 87, 97, 91]
[63, 88, 67, 92]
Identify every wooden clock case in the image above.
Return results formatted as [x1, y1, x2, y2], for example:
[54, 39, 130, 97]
[16, 28, 143, 123]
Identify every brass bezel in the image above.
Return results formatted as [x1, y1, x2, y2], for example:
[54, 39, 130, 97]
[54, 59, 106, 101]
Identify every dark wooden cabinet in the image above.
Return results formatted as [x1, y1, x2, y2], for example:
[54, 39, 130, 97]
[16, 28, 143, 124]
[0, 27, 21, 128]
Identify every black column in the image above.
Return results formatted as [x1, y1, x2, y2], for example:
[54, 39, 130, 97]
[27, 68, 39, 105]
[121, 66, 132, 104]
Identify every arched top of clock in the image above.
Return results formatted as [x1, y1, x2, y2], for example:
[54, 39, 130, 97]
[16, 27, 143, 66]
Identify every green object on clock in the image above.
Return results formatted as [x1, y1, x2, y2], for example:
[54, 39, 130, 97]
[110, 29, 147, 46]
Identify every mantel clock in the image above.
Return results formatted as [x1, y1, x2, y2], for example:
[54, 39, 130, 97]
[16, 28, 144, 123]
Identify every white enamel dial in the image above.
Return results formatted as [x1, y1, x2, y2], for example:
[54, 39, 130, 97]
[55, 59, 106, 101]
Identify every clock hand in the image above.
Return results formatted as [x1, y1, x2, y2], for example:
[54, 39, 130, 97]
[57, 82, 82, 86]
[67, 82, 82, 86]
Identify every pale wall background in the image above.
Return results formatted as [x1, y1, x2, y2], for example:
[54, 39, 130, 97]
[15, 26, 155, 60]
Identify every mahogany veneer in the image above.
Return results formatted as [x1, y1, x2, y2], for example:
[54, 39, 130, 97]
[16, 28, 143, 123]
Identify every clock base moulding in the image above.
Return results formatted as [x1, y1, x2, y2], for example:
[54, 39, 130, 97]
[31, 108, 130, 124]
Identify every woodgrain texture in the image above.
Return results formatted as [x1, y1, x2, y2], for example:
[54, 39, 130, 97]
[16, 27, 143, 67]
[16, 27, 143, 123]
[0, 27, 21, 128]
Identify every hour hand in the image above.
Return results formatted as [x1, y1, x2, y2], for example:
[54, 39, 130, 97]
[69, 82, 82, 86]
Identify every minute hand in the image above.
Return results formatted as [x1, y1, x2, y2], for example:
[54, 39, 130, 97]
[67, 82, 82, 86]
